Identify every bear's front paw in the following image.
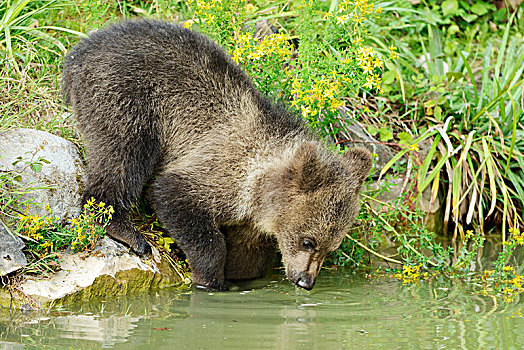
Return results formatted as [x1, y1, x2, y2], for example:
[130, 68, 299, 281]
[194, 279, 229, 292]
[132, 235, 152, 257]
[106, 220, 152, 257]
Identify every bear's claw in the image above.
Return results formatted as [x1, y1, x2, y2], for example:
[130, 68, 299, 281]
[132, 236, 152, 257]
[195, 279, 229, 292]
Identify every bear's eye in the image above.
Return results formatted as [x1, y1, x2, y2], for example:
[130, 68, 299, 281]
[301, 239, 316, 251]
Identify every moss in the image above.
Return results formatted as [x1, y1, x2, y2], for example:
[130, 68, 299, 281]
[54, 268, 181, 307]
[0, 253, 188, 310]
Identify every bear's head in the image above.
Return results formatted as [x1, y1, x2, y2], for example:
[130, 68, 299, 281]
[256, 142, 372, 290]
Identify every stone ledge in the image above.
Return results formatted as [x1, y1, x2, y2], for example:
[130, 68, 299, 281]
[0, 237, 187, 310]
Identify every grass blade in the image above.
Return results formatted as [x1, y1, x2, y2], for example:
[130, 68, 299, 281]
[481, 138, 497, 217]
[459, 50, 478, 106]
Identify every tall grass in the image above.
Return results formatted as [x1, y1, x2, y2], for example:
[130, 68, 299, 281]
[378, 9, 523, 240]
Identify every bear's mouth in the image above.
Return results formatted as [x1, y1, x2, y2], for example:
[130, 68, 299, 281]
[288, 270, 316, 290]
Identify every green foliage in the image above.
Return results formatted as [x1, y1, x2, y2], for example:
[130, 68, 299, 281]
[0, 0, 85, 73]
[184, 0, 392, 138]
[0, 0, 521, 300]
[436, 0, 499, 24]
[17, 198, 113, 275]
[0, 151, 53, 228]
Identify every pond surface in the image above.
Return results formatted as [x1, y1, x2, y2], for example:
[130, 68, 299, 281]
[1, 269, 523, 349]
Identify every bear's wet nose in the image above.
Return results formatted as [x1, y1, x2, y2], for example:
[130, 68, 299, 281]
[296, 273, 316, 290]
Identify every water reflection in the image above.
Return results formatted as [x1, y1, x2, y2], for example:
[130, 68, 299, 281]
[1, 270, 522, 349]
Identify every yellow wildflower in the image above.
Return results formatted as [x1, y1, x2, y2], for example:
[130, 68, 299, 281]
[362, 63, 374, 75]
[363, 75, 374, 89]
[301, 106, 311, 118]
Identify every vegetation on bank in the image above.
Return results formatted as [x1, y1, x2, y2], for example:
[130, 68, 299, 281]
[0, 0, 522, 301]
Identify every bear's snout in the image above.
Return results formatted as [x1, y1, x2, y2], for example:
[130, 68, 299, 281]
[288, 270, 316, 290]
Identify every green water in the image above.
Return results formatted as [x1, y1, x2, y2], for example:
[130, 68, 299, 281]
[1, 270, 523, 349]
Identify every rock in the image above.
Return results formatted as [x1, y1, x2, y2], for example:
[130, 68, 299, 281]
[337, 110, 395, 174]
[243, 20, 278, 39]
[0, 225, 27, 276]
[367, 177, 404, 209]
[253, 20, 277, 39]
[0, 237, 186, 310]
[0, 128, 85, 221]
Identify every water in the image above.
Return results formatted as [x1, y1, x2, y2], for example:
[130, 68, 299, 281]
[1, 269, 522, 349]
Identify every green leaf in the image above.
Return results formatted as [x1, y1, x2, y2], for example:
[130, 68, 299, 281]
[493, 8, 506, 22]
[382, 70, 395, 85]
[379, 128, 393, 142]
[424, 99, 437, 108]
[448, 24, 460, 36]
[441, 0, 459, 17]
[460, 13, 478, 23]
[397, 132, 413, 146]
[434, 106, 443, 121]
[384, 225, 394, 232]
[13, 175, 22, 182]
[30, 163, 42, 173]
[367, 126, 379, 136]
[470, 3, 489, 16]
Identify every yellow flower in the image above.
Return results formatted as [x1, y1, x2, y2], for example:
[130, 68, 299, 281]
[503, 266, 515, 273]
[390, 51, 399, 60]
[336, 15, 349, 25]
[362, 63, 373, 75]
[363, 76, 374, 89]
[356, 54, 367, 67]
[373, 75, 382, 88]
[410, 143, 420, 152]
[301, 106, 311, 117]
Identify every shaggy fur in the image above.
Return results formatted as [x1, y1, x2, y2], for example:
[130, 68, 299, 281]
[62, 20, 372, 291]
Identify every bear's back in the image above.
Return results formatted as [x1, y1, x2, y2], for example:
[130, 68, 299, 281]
[63, 20, 308, 161]
[63, 20, 252, 111]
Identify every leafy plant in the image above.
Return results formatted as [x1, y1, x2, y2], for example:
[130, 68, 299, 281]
[185, 0, 393, 138]
[0, 0, 85, 72]
[0, 151, 52, 228]
[379, 12, 523, 239]
[17, 198, 113, 275]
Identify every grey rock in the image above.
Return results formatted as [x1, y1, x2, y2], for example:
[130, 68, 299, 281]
[253, 20, 277, 39]
[0, 225, 27, 276]
[337, 110, 395, 174]
[0, 128, 85, 221]
[368, 176, 440, 214]
[243, 20, 278, 39]
[17, 237, 184, 308]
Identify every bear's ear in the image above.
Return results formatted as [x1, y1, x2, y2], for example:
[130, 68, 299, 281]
[343, 147, 372, 184]
[289, 141, 324, 192]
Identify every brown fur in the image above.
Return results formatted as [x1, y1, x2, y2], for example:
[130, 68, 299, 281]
[62, 20, 372, 291]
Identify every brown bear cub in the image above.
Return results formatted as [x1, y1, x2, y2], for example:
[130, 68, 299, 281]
[63, 20, 372, 291]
